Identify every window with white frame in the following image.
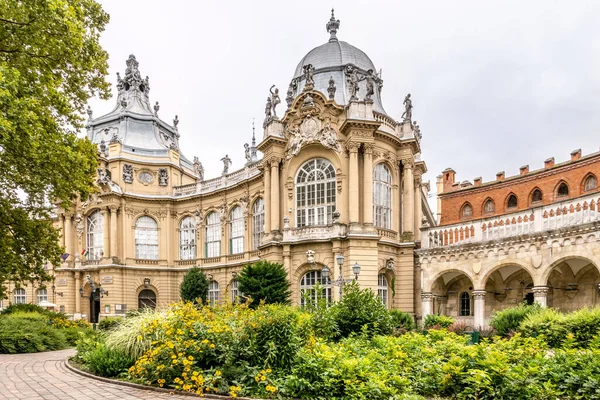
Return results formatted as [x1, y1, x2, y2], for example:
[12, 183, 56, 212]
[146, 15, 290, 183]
[296, 159, 336, 227]
[135, 216, 159, 260]
[378, 274, 389, 308]
[205, 212, 221, 258]
[37, 288, 48, 304]
[229, 206, 244, 254]
[230, 279, 241, 303]
[373, 164, 392, 229]
[300, 270, 331, 307]
[179, 216, 196, 260]
[460, 292, 471, 316]
[86, 210, 104, 260]
[14, 288, 26, 304]
[252, 198, 265, 250]
[208, 281, 220, 306]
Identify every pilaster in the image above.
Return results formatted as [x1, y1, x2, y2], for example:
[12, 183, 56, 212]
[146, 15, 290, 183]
[347, 142, 360, 227]
[362, 143, 374, 228]
[402, 158, 415, 240]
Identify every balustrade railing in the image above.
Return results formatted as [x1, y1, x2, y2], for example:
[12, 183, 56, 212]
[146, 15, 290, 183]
[173, 161, 261, 197]
[422, 193, 600, 249]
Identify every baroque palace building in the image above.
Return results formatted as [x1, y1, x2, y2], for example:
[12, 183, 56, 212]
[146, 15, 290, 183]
[418, 150, 600, 327]
[1, 12, 436, 321]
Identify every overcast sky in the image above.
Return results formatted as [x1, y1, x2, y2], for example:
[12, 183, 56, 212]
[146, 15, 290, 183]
[89, 0, 600, 212]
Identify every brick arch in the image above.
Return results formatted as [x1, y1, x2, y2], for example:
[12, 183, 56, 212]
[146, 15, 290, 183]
[504, 192, 518, 210]
[581, 172, 598, 192]
[292, 262, 328, 285]
[423, 267, 475, 293]
[481, 197, 495, 215]
[553, 179, 571, 199]
[541, 253, 600, 284]
[528, 186, 543, 205]
[460, 201, 473, 219]
[478, 258, 538, 289]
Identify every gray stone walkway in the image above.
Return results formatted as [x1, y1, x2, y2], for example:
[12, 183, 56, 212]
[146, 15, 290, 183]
[0, 349, 194, 399]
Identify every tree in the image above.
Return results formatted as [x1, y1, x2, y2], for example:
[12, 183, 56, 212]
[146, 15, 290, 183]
[0, 0, 110, 297]
[237, 260, 291, 308]
[180, 267, 209, 304]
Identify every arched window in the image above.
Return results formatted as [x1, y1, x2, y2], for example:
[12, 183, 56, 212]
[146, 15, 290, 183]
[14, 288, 26, 304]
[86, 210, 104, 260]
[230, 279, 241, 303]
[135, 216, 158, 260]
[296, 159, 336, 227]
[531, 189, 543, 203]
[252, 198, 265, 250]
[208, 281, 220, 306]
[483, 199, 495, 214]
[557, 182, 569, 197]
[138, 289, 156, 309]
[36, 288, 48, 304]
[378, 274, 389, 308]
[507, 194, 518, 209]
[229, 206, 244, 254]
[179, 216, 196, 260]
[459, 292, 471, 316]
[461, 203, 473, 218]
[584, 175, 597, 192]
[205, 212, 221, 258]
[373, 164, 392, 229]
[300, 270, 331, 307]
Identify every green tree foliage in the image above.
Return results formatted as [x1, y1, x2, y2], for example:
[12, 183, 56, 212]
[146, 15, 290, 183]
[237, 260, 291, 307]
[180, 267, 209, 304]
[0, 0, 110, 296]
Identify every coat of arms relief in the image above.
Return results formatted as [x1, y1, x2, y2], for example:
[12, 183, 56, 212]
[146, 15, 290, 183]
[285, 116, 342, 160]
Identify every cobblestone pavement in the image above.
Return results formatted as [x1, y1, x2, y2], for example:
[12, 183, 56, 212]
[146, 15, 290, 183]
[0, 349, 193, 399]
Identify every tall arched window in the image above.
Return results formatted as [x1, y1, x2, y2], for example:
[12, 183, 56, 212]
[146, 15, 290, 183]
[36, 288, 48, 304]
[300, 270, 331, 307]
[461, 203, 473, 218]
[373, 164, 392, 229]
[138, 289, 156, 309]
[531, 189, 543, 203]
[135, 216, 158, 260]
[252, 198, 265, 250]
[205, 212, 221, 258]
[378, 274, 389, 308]
[230, 206, 244, 254]
[483, 199, 494, 214]
[557, 182, 569, 197]
[459, 292, 471, 316]
[296, 159, 336, 227]
[179, 216, 196, 260]
[86, 210, 104, 260]
[14, 288, 26, 304]
[584, 175, 597, 192]
[507, 194, 518, 209]
[208, 281, 220, 306]
[230, 279, 241, 303]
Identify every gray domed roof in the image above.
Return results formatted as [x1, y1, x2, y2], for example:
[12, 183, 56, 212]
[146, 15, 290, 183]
[293, 41, 376, 79]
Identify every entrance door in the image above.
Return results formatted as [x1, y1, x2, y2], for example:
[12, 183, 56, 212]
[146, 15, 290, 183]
[524, 292, 534, 305]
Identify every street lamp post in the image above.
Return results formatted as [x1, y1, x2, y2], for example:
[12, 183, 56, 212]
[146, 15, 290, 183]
[321, 253, 360, 300]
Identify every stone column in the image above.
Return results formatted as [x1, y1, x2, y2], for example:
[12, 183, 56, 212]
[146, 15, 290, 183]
[347, 142, 360, 225]
[102, 208, 109, 258]
[362, 143, 374, 227]
[270, 158, 280, 232]
[60, 215, 66, 249]
[473, 290, 487, 328]
[74, 272, 81, 315]
[264, 161, 271, 234]
[402, 159, 414, 238]
[532, 286, 550, 308]
[64, 214, 73, 257]
[414, 176, 423, 241]
[109, 206, 118, 258]
[421, 292, 434, 322]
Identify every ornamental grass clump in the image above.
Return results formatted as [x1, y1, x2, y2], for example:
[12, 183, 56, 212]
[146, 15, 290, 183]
[105, 307, 164, 361]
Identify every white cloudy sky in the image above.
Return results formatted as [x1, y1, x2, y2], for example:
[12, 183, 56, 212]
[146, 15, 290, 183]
[89, 0, 600, 211]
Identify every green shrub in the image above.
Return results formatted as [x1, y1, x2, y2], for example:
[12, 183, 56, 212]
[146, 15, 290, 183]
[330, 281, 392, 338]
[519, 307, 566, 347]
[489, 303, 540, 337]
[98, 316, 122, 332]
[0, 317, 67, 353]
[423, 314, 455, 329]
[563, 307, 600, 348]
[238, 260, 291, 308]
[0, 303, 48, 315]
[80, 341, 133, 377]
[390, 310, 415, 332]
[180, 267, 209, 304]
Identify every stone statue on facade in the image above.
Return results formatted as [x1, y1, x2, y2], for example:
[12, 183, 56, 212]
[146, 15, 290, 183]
[153, 101, 160, 116]
[158, 168, 168, 186]
[86, 105, 93, 119]
[269, 85, 280, 118]
[327, 76, 336, 100]
[244, 143, 250, 162]
[193, 157, 204, 181]
[97, 168, 111, 185]
[264, 96, 272, 121]
[303, 64, 315, 90]
[124, 54, 142, 86]
[116, 72, 124, 92]
[221, 154, 232, 175]
[173, 115, 179, 128]
[306, 250, 316, 264]
[143, 76, 150, 93]
[99, 140, 106, 155]
[123, 164, 133, 183]
[286, 82, 294, 108]
[401, 93, 413, 121]
[364, 69, 375, 102]
[345, 65, 360, 101]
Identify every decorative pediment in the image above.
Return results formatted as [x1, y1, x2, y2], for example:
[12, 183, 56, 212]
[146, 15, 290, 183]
[285, 116, 342, 160]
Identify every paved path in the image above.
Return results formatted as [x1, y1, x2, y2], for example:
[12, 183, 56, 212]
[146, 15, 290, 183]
[0, 349, 194, 399]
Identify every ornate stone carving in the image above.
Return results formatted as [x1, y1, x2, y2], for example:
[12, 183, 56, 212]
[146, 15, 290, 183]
[326, 8, 340, 41]
[158, 168, 168, 186]
[285, 117, 341, 160]
[364, 69, 375, 102]
[306, 250, 316, 264]
[221, 154, 232, 175]
[327, 76, 336, 100]
[283, 215, 290, 229]
[193, 157, 204, 181]
[109, 127, 121, 144]
[421, 292, 434, 302]
[401, 93, 413, 121]
[345, 141, 360, 154]
[98, 140, 106, 156]
[123, 164, 133, 184]
[345, 65, 360, 101]
[286, 82, 294, 108]
[363, 143, 374, 155]
[97, 168, 111, 185]
[472, 290, 487, 300]
[286, 177, 294, 199]
[138, 171, 153, 184]
[303, 64, 315, 91]
[153, 101, 160, 116]
[81, 193, 102, 210]
[124, 54, 142, 88]
[74, 213, 84, 238]
[332, 210, 340, 223]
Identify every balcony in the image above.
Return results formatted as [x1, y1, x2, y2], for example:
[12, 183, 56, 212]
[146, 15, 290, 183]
[173, 161, 261, 197]
[282, 223, 348, 243]
[421, 192, 600, 249]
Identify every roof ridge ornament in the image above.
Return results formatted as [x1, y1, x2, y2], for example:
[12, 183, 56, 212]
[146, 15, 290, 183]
[326, 8, 340, 42]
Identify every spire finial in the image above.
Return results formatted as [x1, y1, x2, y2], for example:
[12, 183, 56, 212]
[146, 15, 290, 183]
[326, 8, 340, 42]
[252, 118, 256, 145]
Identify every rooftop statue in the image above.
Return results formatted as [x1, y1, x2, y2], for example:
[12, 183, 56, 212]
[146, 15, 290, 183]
[124, 54, 142, 88]
[244, 143, 250, 162]
[303, 64, 315, 90]
[364, 69, 375, 102]
[346, 65, 359, 101]
[327, 76, 336, 100]
[401, 93, 413, 121]
[269, 85, 280, 118]
[286, 82, 294, 108]
[221, 154, 232, 175]
[264, 96, 272, 124]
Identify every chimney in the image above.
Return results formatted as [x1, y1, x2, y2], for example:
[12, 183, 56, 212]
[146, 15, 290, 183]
[570, 149, 582, 161]
[520, 165, 529, 175]
[496, 171, 505, 181]
[544, 157, 555, 169]
[442, 168, 456, 192]
[474, 176, 482, 186]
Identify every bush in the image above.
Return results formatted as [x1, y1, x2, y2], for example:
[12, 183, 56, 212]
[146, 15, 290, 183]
[519, 307, 566, 347]
[489, 303, 540, 337]
[330, 281, 392, 338]
[80, 341, 134, 377]
[98, 316, 122, 332]
[238, 260, 291, 307]
[389, 310, 415, 333]
[563, 307, 600, 348]
[105, 308, 159, 361]
[0, 303, 48, 315]
[180, 267, 209, 304]
[0, 317, 67, 353]
[423, 314, 455, 329]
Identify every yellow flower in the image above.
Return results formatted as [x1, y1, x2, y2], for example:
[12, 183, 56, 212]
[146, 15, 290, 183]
[210, 344, 215, 349]
[261, 375, 266, 381]
[215, 370, 221, 376]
